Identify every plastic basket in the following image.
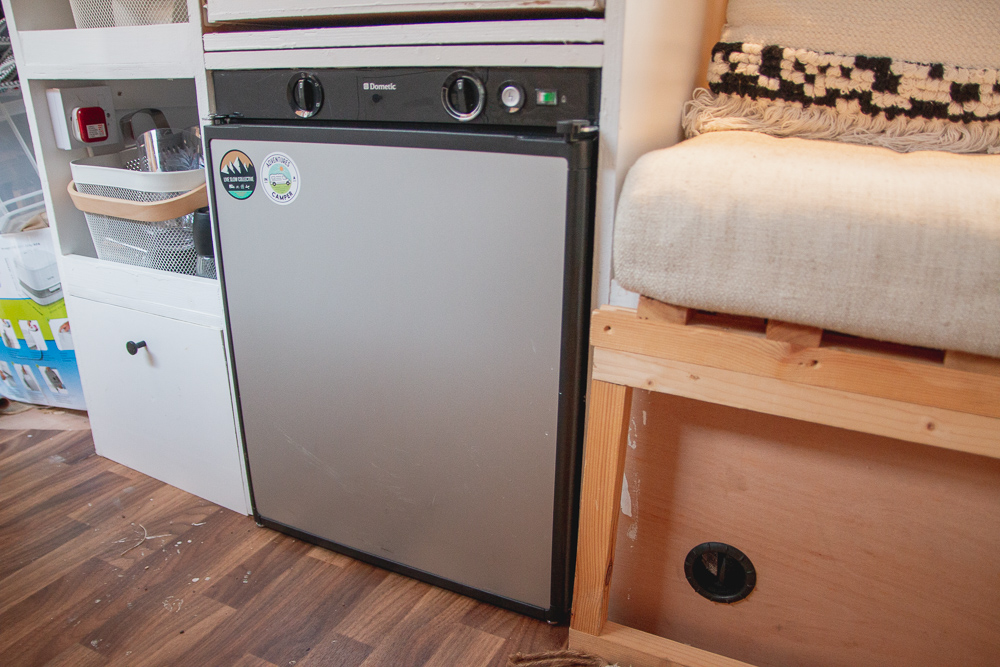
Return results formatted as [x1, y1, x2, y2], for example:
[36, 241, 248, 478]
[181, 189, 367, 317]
[68, 149, 206, 275]
[68, 0, 188, 29]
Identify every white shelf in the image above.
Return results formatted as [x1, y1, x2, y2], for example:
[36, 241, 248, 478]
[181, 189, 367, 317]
[206, 43, 604, 70]
[203, 18, 604, 52]
[206, 0, 604, 23]
[60, 254, 225, 328]
[18, 23, 201, 79]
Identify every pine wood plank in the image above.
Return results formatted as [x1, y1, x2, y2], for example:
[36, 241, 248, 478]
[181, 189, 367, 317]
[945, 350, 1000, 377]
[592, 306, 1000, 419]
[592, 347, 1000, 458]
[638, 296, 692, 325]
[696, 0, 730, 89]
[571, 380, 633, 636]
[765, 319, 823, 348]
[570, 623, 755, 667]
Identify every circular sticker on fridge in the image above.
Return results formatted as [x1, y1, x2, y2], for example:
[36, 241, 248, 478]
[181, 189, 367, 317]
[219, 150, 256, 200]
[262, 152, 300, 205]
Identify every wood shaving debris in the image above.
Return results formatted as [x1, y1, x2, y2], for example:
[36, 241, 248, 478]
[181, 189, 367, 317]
[120, 525, 148, 556]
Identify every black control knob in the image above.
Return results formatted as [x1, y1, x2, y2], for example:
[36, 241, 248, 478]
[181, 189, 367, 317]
[288, 73, 323, 118]
[442, 72, 485, 121]
[126, 340, 147, 355]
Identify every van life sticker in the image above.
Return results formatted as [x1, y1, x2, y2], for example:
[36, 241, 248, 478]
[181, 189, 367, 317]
[262, 152, 300, 205]
[219, 150, 256, 200]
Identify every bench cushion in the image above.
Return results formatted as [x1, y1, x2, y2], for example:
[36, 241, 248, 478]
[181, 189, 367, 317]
[613, 131, 1000, 357]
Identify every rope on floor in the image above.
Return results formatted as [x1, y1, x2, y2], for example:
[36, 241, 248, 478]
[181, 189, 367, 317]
[506, 649, 607, 667]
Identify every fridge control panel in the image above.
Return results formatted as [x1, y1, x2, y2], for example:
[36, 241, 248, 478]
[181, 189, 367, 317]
[212, 67, 600, 128]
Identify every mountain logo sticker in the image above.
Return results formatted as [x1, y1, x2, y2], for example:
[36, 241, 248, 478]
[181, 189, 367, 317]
[262, 152, 300, 205]
[220, 150, 256, 200]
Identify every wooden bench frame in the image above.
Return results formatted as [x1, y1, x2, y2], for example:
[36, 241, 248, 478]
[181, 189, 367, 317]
[568, 297, 1000, 667]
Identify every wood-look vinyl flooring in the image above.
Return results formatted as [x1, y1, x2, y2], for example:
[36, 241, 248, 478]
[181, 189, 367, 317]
[0, 429, 566, 666]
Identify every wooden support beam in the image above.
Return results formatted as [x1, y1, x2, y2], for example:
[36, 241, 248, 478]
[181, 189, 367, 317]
[637, 296, 692, 325]
[592, 307, 1000, 419]
[571, 380, 633, 637]
[592, 347, 1000, 459]
[570, 623, 755, 667]
[765, 319, 823, 348]
[944, 350, 1000, 377]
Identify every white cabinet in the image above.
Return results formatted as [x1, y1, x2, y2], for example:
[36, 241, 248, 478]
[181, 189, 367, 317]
[0, 0, 250, 513]
[68, 295, 248, 513]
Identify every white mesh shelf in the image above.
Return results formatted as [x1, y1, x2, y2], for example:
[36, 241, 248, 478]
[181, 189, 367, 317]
[69, 0, 189, 29]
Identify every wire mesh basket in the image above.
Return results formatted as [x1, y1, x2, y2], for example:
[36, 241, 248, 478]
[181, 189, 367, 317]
[68, 0, 188, 29]
[68, 148, 206, 276]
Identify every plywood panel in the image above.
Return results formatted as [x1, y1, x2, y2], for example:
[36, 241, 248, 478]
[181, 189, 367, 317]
[608, 392, 1000, 667]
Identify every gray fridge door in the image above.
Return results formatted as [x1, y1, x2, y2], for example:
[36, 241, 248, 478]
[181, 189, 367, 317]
[210, 127, 579, 612]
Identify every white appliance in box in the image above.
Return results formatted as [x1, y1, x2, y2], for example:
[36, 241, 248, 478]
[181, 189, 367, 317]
[14, 242, 62, 306]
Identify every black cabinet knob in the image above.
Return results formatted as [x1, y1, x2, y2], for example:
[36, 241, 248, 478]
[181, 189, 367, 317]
[287, 73, 323, 118]
[126, 340, 147, 355]
[442, 72, 485, 121]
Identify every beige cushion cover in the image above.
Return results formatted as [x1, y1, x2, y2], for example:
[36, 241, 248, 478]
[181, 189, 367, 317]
[613, 132, 1000, 357]
[724, 0, 1000, 69]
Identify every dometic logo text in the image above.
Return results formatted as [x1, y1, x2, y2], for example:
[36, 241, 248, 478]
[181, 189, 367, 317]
[362, 82, 397, 91]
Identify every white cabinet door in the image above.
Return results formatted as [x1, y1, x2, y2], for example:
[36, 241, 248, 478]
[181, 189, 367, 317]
[68, 295, 249, 514]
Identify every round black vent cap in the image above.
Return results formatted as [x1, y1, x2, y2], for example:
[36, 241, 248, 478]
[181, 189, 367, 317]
[684, 542, 756, 603]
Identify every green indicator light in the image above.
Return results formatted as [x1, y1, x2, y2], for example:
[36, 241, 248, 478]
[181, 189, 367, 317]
[536, 90, 558, 106]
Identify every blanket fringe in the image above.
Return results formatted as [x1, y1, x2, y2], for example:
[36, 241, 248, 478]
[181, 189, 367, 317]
[682, 88, 1000, 154]
[506, 649, 607, 667]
